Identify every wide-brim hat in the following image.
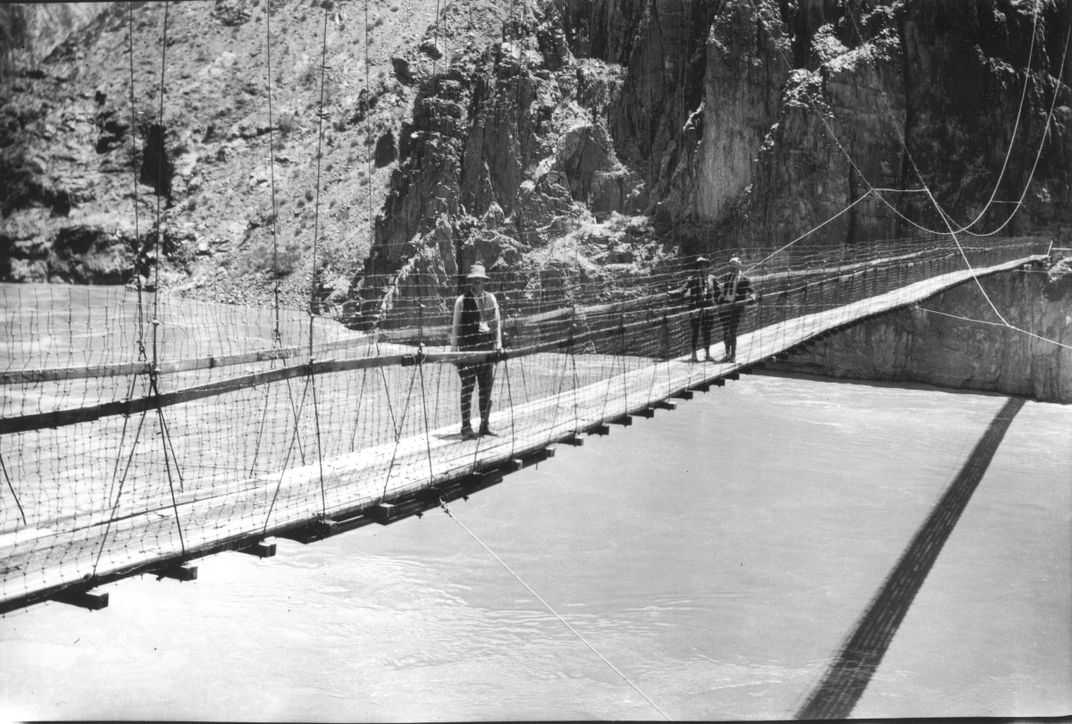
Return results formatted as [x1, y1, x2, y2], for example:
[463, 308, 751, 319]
[729, 256, 742, 265]
[466, 262, 489, 280]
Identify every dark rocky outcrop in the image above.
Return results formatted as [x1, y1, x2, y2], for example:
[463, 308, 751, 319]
[46, 224, 133, 285]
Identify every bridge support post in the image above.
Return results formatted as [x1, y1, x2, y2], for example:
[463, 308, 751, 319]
[152, 563, 198, 582]
[52, 588, 109, 611]
[238, 540, 277, 558]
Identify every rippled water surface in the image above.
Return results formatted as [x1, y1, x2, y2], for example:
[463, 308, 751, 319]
[2, 374, 1069, 720]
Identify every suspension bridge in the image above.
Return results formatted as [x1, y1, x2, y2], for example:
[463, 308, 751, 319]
[0, 236, 1049, 614]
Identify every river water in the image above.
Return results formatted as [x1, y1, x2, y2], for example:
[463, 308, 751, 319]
[1, 373, 1069, 720]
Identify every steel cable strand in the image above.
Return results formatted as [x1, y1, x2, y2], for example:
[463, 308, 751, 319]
[502, 354, 518, 461]
[416, 356, 436, 488]
[260, 377, 312, 534]
[569, 325, 581, 435]
[248, 0, 288, 477]
[347, 337, 377, 452]
[152, 377, 186, 555]
[108, 2, 149, 514]
[619, 315, 629, 417]
[300, 3, 333, 516]
[379, 365, 421, 501]
[594, 318, 616, 424]
[144, 0, 190, 552]
[741, 0, 972, 240]
[543, 341, 571, 448]
[0, 451, 26, 526]
[103, 0, 185, 567]
[923, 187, 1015, 328]
[915, 305, 1072, 352]
[844, 2, 1051, 237]
[92, 408, 150, 576]
[438, 501, 672, 721]
[931, 19, 1072, 238]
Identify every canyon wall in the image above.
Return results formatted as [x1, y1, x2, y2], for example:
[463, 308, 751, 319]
[357, 0, 1072, 320]
[767, 257, 1072, 402]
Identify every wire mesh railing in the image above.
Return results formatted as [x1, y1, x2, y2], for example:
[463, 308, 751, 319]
[0, 235, 1050, 612]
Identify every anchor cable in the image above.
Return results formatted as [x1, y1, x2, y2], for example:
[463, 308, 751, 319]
[439, 501, 672, 721]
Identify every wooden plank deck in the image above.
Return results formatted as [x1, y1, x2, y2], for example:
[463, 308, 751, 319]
[0, 254, 1043, 612]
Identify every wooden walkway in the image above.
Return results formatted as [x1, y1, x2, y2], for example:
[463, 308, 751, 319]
[0, 254, 1044, 613]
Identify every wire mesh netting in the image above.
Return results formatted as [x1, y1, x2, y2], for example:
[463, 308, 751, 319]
[0, 235, 1049, 611]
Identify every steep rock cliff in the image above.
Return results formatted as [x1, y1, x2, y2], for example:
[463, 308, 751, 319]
[2, 0, 1070, 318]
[768, 259, 1072, 402]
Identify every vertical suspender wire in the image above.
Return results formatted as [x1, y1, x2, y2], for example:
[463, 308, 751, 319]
[418, 357, 436, 484]
[261, 380, 313, 534]
[568, 307, 581, 436]
[355, 0, 384, 451]
[0, 452, 25, 525]
[415, 252, 437, 486]
[149, 0, 186, 554]
[503, 351, 517, 460]
[380, 365, 420, 499]
[308, 4, 331, 516]
[417, 359, 437, 488]
[108, 2, 148, 508]
[249, 0, 287, 476]
[94, 410, 151, 573]
[347, 0, 373, 453]
[99, 2, 182, 573]
[671, 0, 695, 392]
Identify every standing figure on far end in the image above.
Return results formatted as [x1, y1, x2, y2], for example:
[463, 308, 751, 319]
[716, 256, 757, 362]
[678, 256, 716, 362]
[451, 261, 502, 439]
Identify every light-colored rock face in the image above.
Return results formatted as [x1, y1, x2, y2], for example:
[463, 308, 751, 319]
[772, 262, 1072, 402]
[697, 0, 788, 221]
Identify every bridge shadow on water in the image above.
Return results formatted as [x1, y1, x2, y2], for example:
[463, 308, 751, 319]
[796, 395, 1027, 720]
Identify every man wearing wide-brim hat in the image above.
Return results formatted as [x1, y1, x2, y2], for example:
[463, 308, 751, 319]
[450, 261, 502, 438]
[715, 255, 758, 362]
[670, 255, 717, 362]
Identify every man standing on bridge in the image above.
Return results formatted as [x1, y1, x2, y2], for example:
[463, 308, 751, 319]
[716, 256, 757, 362]
[451, 261, 502, 439]
[669, 256, 716, 362]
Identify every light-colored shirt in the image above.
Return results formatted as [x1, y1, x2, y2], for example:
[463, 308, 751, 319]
[451, 290, 502, 351]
